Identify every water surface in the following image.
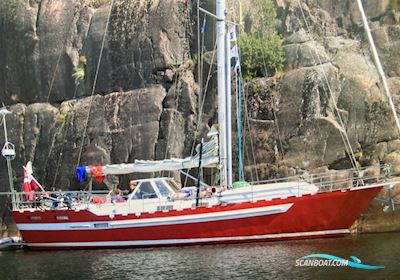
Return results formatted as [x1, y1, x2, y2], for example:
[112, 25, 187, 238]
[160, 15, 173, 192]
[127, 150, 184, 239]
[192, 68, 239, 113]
[1, 233, 399, 279]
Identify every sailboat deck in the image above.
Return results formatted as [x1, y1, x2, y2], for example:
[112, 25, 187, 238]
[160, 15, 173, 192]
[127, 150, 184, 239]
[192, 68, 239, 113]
[10, 164, 395, 216]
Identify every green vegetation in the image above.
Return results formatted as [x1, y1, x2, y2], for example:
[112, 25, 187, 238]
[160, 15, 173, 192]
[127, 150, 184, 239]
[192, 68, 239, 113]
[239, 33, 285, 79]
[238, 0, 285, 80]
[72, 56, 87, 85]
[72, 66, 85, 84]
[248, 0, 278, 33]
[56, 111, 68, 124]
[389, 0, 398, 11]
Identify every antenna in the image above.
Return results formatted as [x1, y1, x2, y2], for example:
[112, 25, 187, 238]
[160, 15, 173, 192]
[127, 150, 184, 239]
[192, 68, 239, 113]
[1, 107, 17, 209]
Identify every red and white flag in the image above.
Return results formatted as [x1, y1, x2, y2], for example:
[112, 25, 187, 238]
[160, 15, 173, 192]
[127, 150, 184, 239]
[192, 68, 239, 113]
[23, 167, 34, 201]
[22, 162, 43, 200]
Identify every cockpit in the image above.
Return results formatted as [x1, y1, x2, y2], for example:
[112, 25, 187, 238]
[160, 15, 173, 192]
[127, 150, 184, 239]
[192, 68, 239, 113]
[129, 178, 179, 200]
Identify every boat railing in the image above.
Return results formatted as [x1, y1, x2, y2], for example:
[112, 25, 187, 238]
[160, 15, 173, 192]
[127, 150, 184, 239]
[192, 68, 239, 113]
[5, 190, 110, 211]
[252, 164, 395, 193]
[1, 165, 397, 211]
[0, 187, 213, 212]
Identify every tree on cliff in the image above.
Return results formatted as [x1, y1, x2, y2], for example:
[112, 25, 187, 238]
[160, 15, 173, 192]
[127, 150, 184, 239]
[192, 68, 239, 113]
[238, 0, 285, 80]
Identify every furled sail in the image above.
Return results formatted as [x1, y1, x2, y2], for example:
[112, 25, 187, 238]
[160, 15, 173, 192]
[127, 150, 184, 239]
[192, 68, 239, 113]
[103, 135, 218, 174]
[77, 131, 219, 180]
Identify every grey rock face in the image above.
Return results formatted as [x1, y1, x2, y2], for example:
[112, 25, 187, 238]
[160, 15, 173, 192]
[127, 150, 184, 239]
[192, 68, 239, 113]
[284, 40, 330, 70]
[235, 0, 400, 176]
[315, 0, 390, 26]
[0, 0, 191, 103]
[86, 0, 191, 94]
[0, 0, 196, 192]
[373, 24, 400, 77]
[242, 0, 400, 233]
[0, 86, 166, 191]
[0, 0, 93, 104]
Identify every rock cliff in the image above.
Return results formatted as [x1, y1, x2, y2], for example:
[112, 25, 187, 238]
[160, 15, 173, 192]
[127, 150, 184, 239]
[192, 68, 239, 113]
[243, 0, 400, 232]
[1, 0, 400, 233]
[0, 0, 197, 188]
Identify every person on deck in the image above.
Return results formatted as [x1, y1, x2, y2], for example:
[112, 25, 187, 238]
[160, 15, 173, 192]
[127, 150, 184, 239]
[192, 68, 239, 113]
[128, 181, 137, 194]
[108, 188, 125, 203]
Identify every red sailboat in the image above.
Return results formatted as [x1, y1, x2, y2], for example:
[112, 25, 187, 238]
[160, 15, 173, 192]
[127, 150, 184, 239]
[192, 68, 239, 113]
[12, 179, 383, 249]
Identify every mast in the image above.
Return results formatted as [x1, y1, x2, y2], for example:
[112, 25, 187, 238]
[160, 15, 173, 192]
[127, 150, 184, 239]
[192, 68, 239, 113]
[216, 0, 228, 188]
[356, 0, 400, 135]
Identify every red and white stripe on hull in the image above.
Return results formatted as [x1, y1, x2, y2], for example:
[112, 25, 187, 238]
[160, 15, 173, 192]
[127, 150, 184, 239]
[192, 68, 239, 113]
[13, 185, 383, 250]
[16, 203, 294, 230]
[26, 229, 350, 249]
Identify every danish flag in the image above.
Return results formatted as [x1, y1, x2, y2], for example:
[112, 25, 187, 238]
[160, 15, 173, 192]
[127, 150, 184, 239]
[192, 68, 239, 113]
[22, 162, 43, 200]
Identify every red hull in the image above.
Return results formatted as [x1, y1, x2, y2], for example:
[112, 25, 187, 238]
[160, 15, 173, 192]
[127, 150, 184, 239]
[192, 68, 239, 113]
[12, 186, 382, 249]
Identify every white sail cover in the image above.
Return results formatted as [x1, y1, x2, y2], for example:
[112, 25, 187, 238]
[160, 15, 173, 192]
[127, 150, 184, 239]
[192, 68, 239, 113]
[90, 135, 219, 175]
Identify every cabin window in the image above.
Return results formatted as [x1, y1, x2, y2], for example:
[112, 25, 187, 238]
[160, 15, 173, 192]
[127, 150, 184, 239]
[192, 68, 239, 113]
[155, 181, 170, 196]
[55, 216, 69, 221]
[29, 216, 41, 221]
[94, 223, 109, 228]
[167, 180, 180, 192]
[136, 182, 157, 199]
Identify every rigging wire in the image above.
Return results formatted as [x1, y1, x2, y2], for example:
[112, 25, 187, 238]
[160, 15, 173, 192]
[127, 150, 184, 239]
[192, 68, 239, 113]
[44, 2, 93, 188]
[272, 106, 285, 164]
[46, 51, 64, 103]
[180, 2, 228, 188]
[50, 85, 80, 189]
[356, 0, 400, 136]
[242, 74, 259, 181]
[76, 0, 115, 169]
[232, 0, 260, 182]
[46, 3, 83, 103]
[295, 0, 359, 172]
[235, 73, 245, 181]
[257, 31, 287, 165]
[159, 1, 195, 176]
[30, 1, 83, 183]
[230, 0, 246, 182]
[242, 117, 255, 183]
[161, 70, 182, 177]
[183, 40, 218, 188]
[197, 0, 202, 113]
[243, 83, 260, 182]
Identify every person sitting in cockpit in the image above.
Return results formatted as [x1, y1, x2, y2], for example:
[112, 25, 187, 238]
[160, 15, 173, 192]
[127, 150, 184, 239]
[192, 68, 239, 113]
[128, 181, 137, 194]
[108, 188, 125, 203]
